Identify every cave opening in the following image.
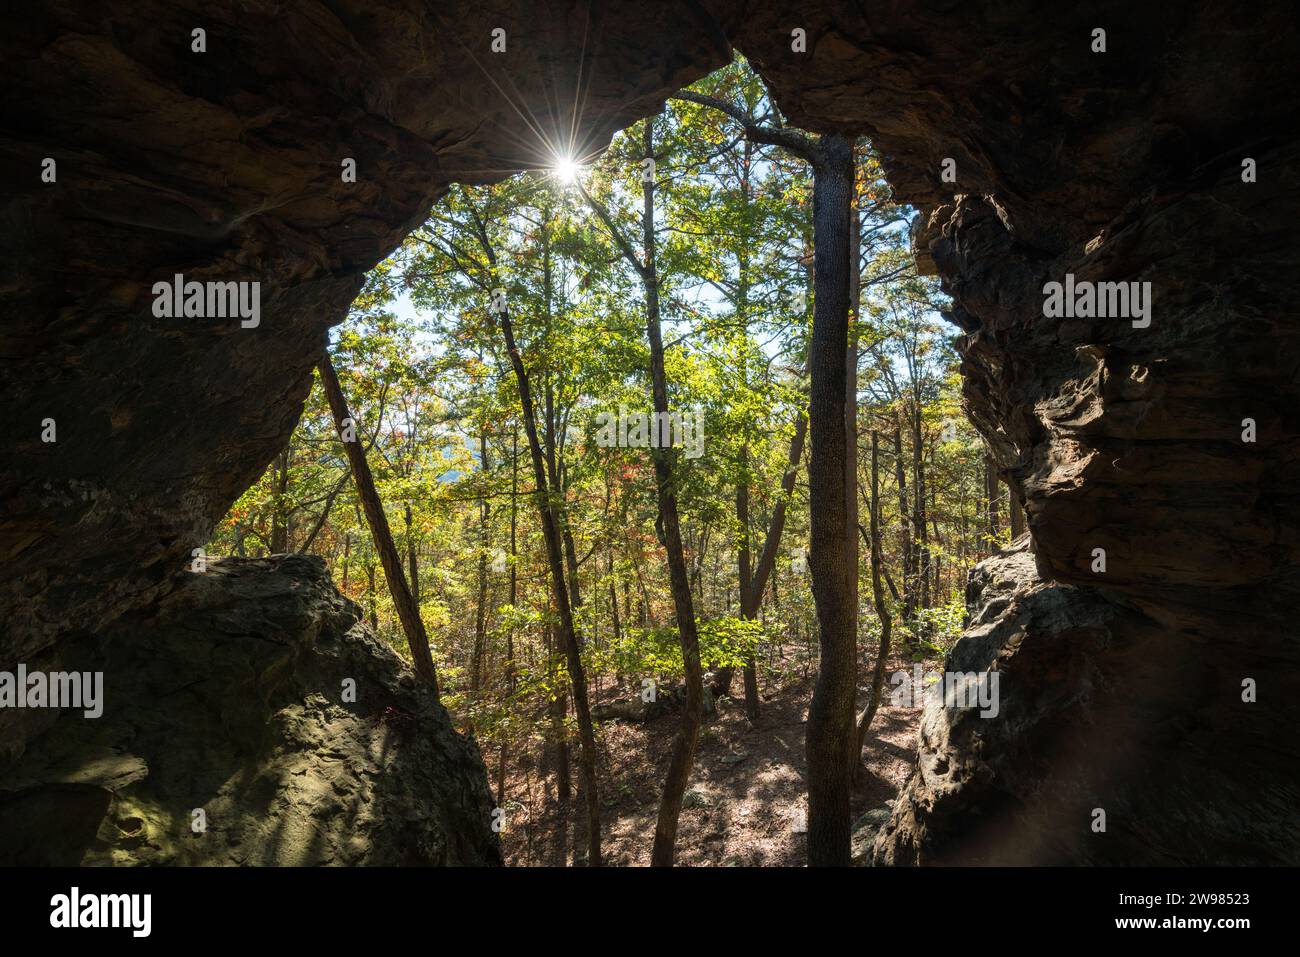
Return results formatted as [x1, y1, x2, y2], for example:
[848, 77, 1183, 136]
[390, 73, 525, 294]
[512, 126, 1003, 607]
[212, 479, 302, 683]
[3, 2, 1297, 869]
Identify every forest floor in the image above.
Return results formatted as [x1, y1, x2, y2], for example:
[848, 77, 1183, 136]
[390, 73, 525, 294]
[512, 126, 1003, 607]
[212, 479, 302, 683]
[498, 650, 928, 866]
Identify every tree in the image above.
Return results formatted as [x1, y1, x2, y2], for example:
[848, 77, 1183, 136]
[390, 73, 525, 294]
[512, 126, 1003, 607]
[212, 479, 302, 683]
[673, 86, 860, 869]
[577, 114, 707, 867]
[318, 352, 441, 698]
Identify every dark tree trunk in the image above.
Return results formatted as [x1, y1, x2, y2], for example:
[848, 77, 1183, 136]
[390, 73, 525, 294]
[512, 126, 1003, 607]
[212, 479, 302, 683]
[497, 427, 520, 808]
[498, 303, 601, 866]
[405, 503, 420, 606]
[853, 430, 893, 778]
[319, 353, 440, 698]
[893, 425, 914, 623]
[734, 452, 756, 717]
[608, 551, 622, 646]
[637, 118, 706, 868]
[472, 429, 490, 693]
[985, 450, 1000, 545]
[912, 401, 929, 612]
[545, 623, 571, 862]
[714, 403, 808, 710]
[1008, 477, 1025, 538]
[340, 533, 350, 591]
[804, 132, 857, 867]
[366, 562, 377, 630]
[270, 447, 290, 553]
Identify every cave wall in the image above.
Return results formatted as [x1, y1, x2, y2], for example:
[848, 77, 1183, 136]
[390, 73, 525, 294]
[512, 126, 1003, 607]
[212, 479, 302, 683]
[3, 1, 1298, 863]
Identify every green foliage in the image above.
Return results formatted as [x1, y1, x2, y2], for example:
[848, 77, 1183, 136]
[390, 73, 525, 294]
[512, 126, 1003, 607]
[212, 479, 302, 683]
[589, 615, 764, 681]
[908, 591, 968, 659]
[207, 52, 1009, 755]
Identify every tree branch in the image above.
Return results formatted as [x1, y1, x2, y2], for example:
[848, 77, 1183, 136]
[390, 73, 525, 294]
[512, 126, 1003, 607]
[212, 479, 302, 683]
[574, 179, 647, 278]
[670, 90, 818, 162]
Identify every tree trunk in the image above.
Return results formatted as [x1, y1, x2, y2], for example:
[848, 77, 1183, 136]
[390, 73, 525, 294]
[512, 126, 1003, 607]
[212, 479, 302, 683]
[270, 447, 290, 553]
[608, 551, 622, 646]
[1008, 477, 1025, 538]
[472, 429, 490, 693]
[893, 424, 914, 624]
[805, 133, 857, 867]
[636, 117, 707, 868]
[853, 430, 893, 778]
[497, 300, 601, 866]
[341, 533, 350, 591]
[714, 401, 808, 708]
[498, 427, 520, 808]
[318, 353, 439, 698]
[545, 623, 571, 862]
[733, 452, 757, 718]
[365, 561, 377, 630]
[404, 504, 420, 605]
[912, 400, 929, 613]
[985, 450, 1000, 546]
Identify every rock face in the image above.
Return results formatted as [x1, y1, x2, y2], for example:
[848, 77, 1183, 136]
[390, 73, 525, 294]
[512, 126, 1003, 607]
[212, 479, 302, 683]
[3, 1, 1299, 864]
[874, 542, 1299, 864]
[0, 555, 502, 866]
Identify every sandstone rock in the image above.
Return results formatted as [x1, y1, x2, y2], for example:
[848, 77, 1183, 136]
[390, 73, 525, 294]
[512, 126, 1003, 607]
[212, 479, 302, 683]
[0, 555, 501, 866]
[851, 805, 892, 865]
[874, 542, 1298, 864]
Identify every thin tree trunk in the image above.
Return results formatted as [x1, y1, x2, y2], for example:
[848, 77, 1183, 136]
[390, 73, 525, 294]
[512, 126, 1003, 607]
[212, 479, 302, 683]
[366, 561, 377, 630]
[341, 533, 350, 591]
[637, 118, 706, 868]
[577, 117, 703, 865]
[733, 458, 762, 721]
[714, 398, 808, 705]
[318, 353, 439, 698]
[1008, 477, 1025, 538]
[853, 430, 893, 779]
[985, 450, 1000, 546]
[893, 424, 914, 624]
[545, 623, 571, 862]
[608, 551, 622, 646]
[497, 427, 520, 808]
[404, 504, 420, 605]
[472, 429, 490, 693]
[300, 471, 348, 553]
[913, 400, 930, 612]
[270, 447, 290, 553]
[497, 300, 601, 867]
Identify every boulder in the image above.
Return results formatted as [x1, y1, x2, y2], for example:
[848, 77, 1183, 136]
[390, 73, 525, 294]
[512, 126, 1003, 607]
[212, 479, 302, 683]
[0, 555, 501, 866]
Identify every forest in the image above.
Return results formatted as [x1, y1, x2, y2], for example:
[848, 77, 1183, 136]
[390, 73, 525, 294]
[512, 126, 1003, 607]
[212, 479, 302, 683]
[208, 56, 1021, 867]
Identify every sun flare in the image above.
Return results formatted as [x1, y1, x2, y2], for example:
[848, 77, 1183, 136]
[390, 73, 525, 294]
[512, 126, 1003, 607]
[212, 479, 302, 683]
[552, 154, 580, 184]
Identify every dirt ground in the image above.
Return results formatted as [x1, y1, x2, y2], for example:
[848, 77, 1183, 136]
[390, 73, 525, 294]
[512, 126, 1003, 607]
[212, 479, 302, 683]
[498, 653, 926, 866]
